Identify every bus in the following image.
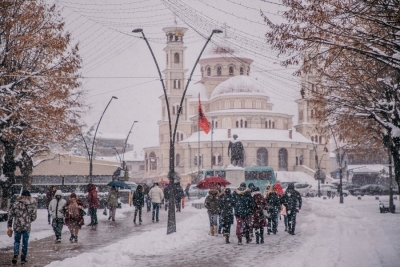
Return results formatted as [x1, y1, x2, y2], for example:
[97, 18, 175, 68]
[201, 166, 276, 194]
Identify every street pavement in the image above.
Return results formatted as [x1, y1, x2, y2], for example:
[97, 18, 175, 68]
[0, 204, 194, 267]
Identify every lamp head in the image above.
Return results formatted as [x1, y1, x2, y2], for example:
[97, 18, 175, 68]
[132, 28, 143, 33]
[212, 29, 223, 34]
[134, 121, 138, 123]
[112, 96, 118, 99]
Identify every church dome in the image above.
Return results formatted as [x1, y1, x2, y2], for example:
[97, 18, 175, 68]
[210, 76, 268, 99]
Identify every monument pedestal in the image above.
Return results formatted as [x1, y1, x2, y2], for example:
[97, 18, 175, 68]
[225, 165, 245, 188]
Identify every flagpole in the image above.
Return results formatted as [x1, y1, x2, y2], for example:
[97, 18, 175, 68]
[198, 94, 201, 177]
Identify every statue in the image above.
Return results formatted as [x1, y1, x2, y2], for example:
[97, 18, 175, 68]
[228, 134, 244, 166]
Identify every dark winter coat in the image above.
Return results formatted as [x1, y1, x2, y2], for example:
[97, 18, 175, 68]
[232, 187, 254, 217]
[7, 196, 37, 232]
[164, 186, 170, 201]
[87, 184, 99, 208]
[266, 191, 281, 216]
[106, 188, 119, 208]
[281, 184, 302, 212]
[252, 192, 267, 228]
[175, 184, 184, 200]
[219, 190, 234, 225]
[63, 199, 86, 228]
[204, 189, 220, 215]
[133, 185, 144, 207]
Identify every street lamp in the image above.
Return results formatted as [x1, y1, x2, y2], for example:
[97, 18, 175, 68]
[112, 147, 122, 163]
[86, 96, 118, 183]
[210, 116, 217, 169]
[132, 28, 222, 234]
[122, 120, 138, 165]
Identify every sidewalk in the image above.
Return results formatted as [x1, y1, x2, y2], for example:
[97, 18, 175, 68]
[0, 203, 194, 267]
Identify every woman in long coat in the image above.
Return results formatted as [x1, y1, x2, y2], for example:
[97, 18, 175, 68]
[219, 188, 234, 244]
[265, 186, 281, 235]
[64, 193, 86, 242]
[252, 187, 267, 244]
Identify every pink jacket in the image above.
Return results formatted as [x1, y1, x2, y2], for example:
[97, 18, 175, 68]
[280, 204, 287, 216]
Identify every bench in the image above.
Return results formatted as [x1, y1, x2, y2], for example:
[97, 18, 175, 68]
[379, 201, 396, 213]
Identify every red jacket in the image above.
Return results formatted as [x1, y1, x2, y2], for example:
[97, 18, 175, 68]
[274, 183, 284, 196]
[87, 184, 99, 208]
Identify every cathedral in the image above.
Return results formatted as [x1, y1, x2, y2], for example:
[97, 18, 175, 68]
[142, 26, 329, 184]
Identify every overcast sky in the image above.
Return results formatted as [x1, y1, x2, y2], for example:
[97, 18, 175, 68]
[50, 0, 300, 154]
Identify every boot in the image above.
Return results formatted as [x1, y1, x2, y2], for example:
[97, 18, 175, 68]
[69, 234, 74, 242]
[246, 234, 252, 244]
[209, 226, 214, 236]
[238, 236, 242, 245]
[260, 235, 264, 244]
[214, 226, 218, 237]
[225, 234, 230, 244]
[255, 232, 260, 244]
[12, 254, 18, 265]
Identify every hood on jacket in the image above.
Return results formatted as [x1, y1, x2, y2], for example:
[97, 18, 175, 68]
[208, 189, 219, 197]
[234, 188, 250, 195]
[251, 191, 261, 197]
[16, 195, 35, 204]
[287, 183, 295, 190]
[88, 184, 96, 191]
[54, 190, 63, 197]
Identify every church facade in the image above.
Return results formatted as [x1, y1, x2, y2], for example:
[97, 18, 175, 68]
[142, 27, 329, 184]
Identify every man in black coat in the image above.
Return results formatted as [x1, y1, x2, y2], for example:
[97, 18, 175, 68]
[232, 182, 255, 245]
[281, 183, 302, 235]
[175, 183, 184, 212]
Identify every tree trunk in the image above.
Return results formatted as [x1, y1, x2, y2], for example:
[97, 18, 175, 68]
[18, 150, 33, 191]
[390, 145, 400, 192]
[167, 144, 176, 235]
[0, 141, 16, 210]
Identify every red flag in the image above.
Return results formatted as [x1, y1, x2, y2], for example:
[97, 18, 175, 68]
[198, 94, 210, 134]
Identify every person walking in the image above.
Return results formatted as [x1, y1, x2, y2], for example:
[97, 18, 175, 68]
[144, 184, 152, 212]
[132, 184, 144, 224]
[219, 188, 234, 243]
[265, 185, 281, 235]
[63, 193, 86, 242]
[281, 183, 302, 235]
[175, 183, 184, 212]
[281, 204, 288, 231]
[48, 190, 66, 242]
[232, 182, 254, 245]
[252, 187, 267, 244]
[185, 183, 191, 200]
[148, 182, 164, 222]
[8, 190, 37, 265]
[204, 187, 220, 237]
[87, 184, 99, 226]
[106, 186, 119, 221]
[273, 181, 284, 230]
[46, 186, 57, 225]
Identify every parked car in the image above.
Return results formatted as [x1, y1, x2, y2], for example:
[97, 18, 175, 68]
[293, 183, 313, 197]
[353, 184, 389, 196]
[315, 184, 350, 197]
[342, 184, 358, 195]
[188, 185, 207, 198]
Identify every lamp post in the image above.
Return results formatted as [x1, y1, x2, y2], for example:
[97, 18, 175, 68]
[88, 96, 118, 183]
[210, 116, 217, 169]
[121, 120, 138, 166]
[132, 28, 222, 234]
[112, 147, 122, 163]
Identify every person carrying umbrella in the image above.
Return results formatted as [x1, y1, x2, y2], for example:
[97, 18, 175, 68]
[106, 186, 119, 222]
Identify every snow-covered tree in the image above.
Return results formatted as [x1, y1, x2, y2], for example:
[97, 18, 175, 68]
[0, 0, 84, 200]
[263, 0, 400, 188]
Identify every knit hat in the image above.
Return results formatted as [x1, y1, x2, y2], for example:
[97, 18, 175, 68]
[21, 190, 31, 197]
[55, 190, 63, 197]
[240, 182, 246, 188]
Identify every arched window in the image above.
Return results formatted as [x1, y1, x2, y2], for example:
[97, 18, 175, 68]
[272, 121, 275, 128]
[236, 117, 246, 128]
[174, 53, 180, 63]
[217, 155, 222, 165]
[257, 148, 268, 166]
[181, 133, 184, 141]
[240, 67, 244, 75]
[176, 153, 180, 166]
[211, 155, 216, 165]
[222, 117, 232, 128]
[149, 152, 157, 170]
[319, 136, 322, 144]
[176, 133, 179, 142]
[296, 156, 299, 166]
[245, 121, 248, 128]
[173, 106, 176, 115]
[229, 66, 234, 76]
[269, 120, 271, 128]
[315, 135, 318, 142]
[169, 33, 173, 41]
[224, 100, 230, 109]
[207, 67, 211, 76]
[236, 121, 239, 128]
[234, 99, 241, 108]
[256, 100, 261, 109]
[299, 108, 304, 119]
[245, 99, 252, 108]
[311, 136, 314, 142]
[194, 156, 197, 166]
[217, 66, 222, 76]
[265, 121, 268, 128]
[278, 148, 288, 171]
[178, 80, 181, 89]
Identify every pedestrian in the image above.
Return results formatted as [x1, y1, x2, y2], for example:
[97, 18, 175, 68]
[106, 186, 119, 221]
[175, 182, 184, 212]
[8, 190, 37, 265]
[148, 182, 164, 222]
[132, 184, 144, 224]
[252, 187, 267, 244]
[46, 186, 57, 225]
[63, 193, 86, 242]
[219, 188, 234, 243]
[48, 190, 66, 242]
[265, 185, 280, 235]
[281, 204, 288, 231]
[185, 183, 191, 200]
[144, 184, 151, 212]
[204, 187, 220, 237]
[273, 181, 283, 230]
[281, 183, 302, 235]
[232, 182, 254, 245]
[87, 183, 99, 226]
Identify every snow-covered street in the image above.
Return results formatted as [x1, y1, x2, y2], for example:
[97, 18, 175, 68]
[3, 196, 396, 267]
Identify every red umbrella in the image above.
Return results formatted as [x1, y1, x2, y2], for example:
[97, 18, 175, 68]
[197, 176, 231, 189]
[159, 180, 169, 185]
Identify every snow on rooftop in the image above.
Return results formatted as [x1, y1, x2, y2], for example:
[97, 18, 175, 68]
[187, 81, 208, 101]
[180, 128, 311, 144]
[210, 75, 268, 99]
[97, 132, 126, 140]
